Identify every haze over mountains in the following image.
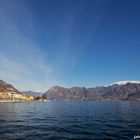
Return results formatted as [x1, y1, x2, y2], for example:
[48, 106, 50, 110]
[1, 79, 140, 101]
[22, 91, 43, 97]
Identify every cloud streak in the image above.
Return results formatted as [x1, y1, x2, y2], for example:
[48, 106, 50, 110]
[0, 0, 110, 91]
[0, 0, 59, 92]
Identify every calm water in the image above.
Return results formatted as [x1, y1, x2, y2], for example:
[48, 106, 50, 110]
[0, 101, 140, 140]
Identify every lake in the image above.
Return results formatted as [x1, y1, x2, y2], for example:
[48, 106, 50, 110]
[0, 100, 140, 140]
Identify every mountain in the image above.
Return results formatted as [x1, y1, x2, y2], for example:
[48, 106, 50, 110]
[0, 80, 20, 93]
[43, 86, 88, 100]
[21, 91, 43, 97]
[43, 81, 140, 100]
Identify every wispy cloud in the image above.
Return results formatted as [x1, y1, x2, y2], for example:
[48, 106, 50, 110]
[0, 0, 109, 91]
[0, 0, 59, 91]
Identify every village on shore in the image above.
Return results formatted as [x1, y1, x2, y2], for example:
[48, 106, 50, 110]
[0, 91, 46, 103]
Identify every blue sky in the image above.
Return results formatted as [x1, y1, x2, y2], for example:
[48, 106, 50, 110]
[0, 0, 140, 91]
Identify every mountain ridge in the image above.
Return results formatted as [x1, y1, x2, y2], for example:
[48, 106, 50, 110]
[1, 79, 140, 101]
[43, 81, 140, 100]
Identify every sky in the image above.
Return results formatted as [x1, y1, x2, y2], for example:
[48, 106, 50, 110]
[0, 0, 140, 92]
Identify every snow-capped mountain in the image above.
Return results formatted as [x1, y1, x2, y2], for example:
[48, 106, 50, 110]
[111, 81, 140, 86]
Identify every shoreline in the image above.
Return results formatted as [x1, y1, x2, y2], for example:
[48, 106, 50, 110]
[0, 100, 23, 103]
[0, 99, 47, 103]
[0, 99, 140, 103]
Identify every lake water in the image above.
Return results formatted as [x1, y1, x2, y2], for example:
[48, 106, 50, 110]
[0, 100, 140, 140]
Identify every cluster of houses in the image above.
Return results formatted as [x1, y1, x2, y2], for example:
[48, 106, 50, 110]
[0, 92, 34, 101]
